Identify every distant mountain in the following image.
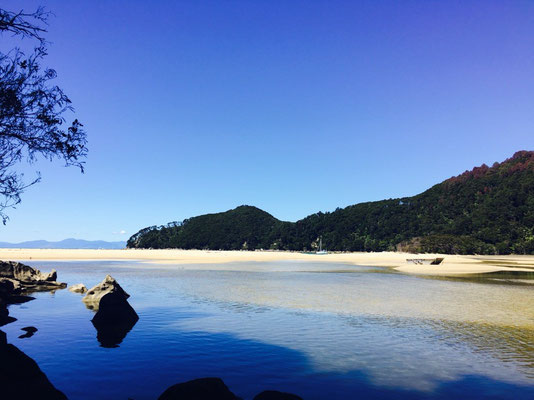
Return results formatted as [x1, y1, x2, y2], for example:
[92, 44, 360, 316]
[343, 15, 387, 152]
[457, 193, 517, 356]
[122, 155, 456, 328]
[127, 151, 534, 255]
[0, 238, 126, 249]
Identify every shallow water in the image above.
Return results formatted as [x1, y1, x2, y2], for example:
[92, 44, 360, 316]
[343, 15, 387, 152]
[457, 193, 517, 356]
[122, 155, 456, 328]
[3, 260, 534, 399]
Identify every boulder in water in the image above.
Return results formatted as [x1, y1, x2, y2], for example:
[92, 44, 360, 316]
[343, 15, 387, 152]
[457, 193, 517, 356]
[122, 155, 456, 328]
[91, 291, 139, 348]
[69, 283, 87, 294]
[254, 391, 303, 400]
[82, 275, 130, 311]
[19, 326, 38, 339]
[84, 275, 139, 348]
[158, 377, 241, 400]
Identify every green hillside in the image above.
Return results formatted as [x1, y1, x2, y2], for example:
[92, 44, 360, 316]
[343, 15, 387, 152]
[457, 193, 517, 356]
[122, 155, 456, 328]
[127, 151, 534, 254]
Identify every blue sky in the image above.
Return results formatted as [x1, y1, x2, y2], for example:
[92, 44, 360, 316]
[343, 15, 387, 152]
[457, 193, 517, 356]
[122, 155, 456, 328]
[1, 0, 533, 242]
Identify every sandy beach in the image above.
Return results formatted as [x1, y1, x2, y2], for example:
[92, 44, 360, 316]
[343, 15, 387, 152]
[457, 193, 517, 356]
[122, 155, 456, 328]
[1, 248, 533, 276]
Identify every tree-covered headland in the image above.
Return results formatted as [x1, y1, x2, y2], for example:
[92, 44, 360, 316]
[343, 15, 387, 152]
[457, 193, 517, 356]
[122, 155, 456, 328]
[128, 151, 534, 255]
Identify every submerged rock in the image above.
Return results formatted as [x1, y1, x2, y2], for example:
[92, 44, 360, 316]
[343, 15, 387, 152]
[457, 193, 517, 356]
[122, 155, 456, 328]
[82, 275, 130, 311]
[158, 377, 241, 400]
[19, 326, 38, 339]
[254, 391, 303, 400]
[68, 283, 87, 294]
[0, 329, 67, 399]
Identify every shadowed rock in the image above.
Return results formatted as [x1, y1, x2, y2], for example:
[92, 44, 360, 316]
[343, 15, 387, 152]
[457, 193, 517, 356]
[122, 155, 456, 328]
[0, 330, 67, 399]
[0, 298, 16, 326]
[91, 291, 139, 348]
[68, 283, 87, 294]
[19, 326, 38, 339]
[0, 275, 32, 326]
[158, 377, 241, 400]
[82, 275, 129, 311]
[254, 391, 303, 400]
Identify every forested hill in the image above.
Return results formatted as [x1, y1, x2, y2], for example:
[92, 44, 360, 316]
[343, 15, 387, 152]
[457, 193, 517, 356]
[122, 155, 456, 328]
[127, 151, 534, 254]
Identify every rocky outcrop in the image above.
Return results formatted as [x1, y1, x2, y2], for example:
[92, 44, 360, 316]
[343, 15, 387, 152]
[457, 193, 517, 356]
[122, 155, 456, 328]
[157, 378, 304, 400]
[68, 283, 87, 293]
[0, 275, 25, 326]
[158, 377, 241, 400]
[0, 298, 16, 326]
[84, 275, 139, 348]
[254, 391, 303, 400]
[0, 330, 68, 399]
[0, 261, 66, 291]
[82, 275, 130, 311]
[0, 261, 66, 326]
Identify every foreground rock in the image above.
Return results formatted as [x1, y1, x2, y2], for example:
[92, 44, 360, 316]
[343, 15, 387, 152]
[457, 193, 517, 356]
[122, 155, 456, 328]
[0, 330, 67, 399]
[84, 275, 139, 347]
[68, 283, 87, 293]
[158, 378, 304, 400]
[158, 377, 241, 400]
[254, 391, 303, 400]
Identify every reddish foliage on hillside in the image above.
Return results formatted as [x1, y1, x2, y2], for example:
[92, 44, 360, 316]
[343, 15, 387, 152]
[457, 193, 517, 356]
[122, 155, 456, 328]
[445, 150, 534, 184]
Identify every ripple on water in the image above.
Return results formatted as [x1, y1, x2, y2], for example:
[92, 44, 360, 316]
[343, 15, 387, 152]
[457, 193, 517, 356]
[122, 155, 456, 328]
[1, 260, 533, 400]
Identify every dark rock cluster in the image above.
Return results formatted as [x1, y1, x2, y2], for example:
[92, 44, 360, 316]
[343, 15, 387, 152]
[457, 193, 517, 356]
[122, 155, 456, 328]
[158, 377, 303, 400]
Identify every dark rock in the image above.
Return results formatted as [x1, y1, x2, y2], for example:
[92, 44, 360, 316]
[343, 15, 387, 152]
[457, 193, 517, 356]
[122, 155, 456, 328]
[0, 329, 67, 399]
[158, 377, 241, 400]
[0, 277, 21, 296]
[91, 292, 139, 348]
[92, 291, 138, 325]
[19, 326, 38, 339]
[0, 298, 16, 327]
[254, 390, 303, 400]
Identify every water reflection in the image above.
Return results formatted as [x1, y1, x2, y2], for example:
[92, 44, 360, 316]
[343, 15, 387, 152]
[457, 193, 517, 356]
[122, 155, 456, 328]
[4, 260, 533, 399]
[92, 317, 137, 348]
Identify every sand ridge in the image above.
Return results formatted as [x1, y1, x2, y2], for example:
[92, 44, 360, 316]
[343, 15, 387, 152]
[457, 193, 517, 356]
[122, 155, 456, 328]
[0, 249, 533, 276]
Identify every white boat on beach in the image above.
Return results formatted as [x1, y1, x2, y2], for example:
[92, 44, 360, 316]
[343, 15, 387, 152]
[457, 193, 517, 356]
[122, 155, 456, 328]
[316, 237, 328, 255]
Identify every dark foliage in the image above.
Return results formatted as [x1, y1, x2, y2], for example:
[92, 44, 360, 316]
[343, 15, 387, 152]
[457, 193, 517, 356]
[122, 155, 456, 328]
[0, 7, 87, 223]
[128, 151, 534, 255]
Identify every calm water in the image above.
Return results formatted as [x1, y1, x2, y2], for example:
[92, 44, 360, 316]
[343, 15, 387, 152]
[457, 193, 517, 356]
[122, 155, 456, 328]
[3, 260, 534, 400]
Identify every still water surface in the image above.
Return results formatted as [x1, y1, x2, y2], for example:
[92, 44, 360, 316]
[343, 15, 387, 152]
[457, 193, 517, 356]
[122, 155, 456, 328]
[3, 260, 534, 399]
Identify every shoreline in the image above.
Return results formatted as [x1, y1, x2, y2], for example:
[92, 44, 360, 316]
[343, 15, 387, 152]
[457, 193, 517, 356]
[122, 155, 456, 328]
[0, 249, 533, 276]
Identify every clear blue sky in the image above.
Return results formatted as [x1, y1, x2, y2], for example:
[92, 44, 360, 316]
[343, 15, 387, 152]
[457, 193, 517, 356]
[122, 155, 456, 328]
[1, 0, 533, 242]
